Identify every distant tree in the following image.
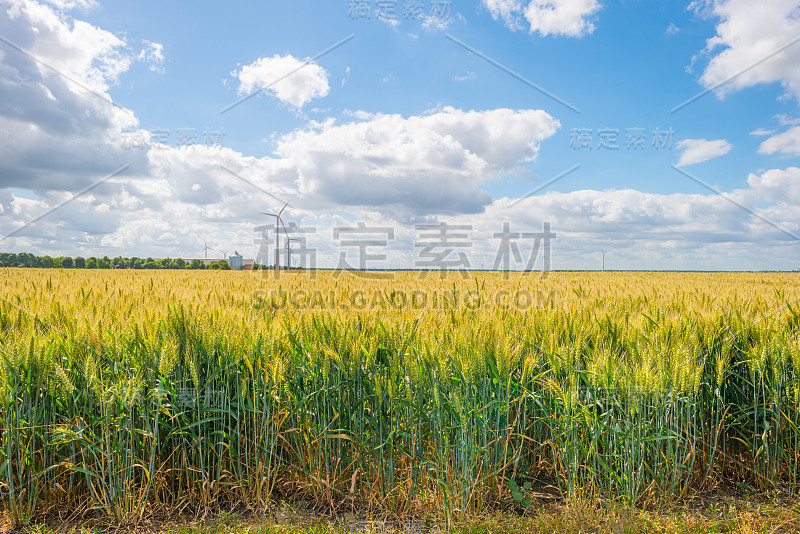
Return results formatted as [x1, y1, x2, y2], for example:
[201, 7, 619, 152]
[100, 256, 111, 269]
[158, 258, 177, 269]
[61, 257, 74, 268]
[86, 257, 97, 269]
[18, 253, 38, 268]
[207, 260, 230, 270]
[175, 258, 186, 269]
[190, 259, 204, 269]
[74, 257, 85, 268]
[40, 256, 56, 268]
[143, 259, 158, 269]
[132, 258, 144, 269]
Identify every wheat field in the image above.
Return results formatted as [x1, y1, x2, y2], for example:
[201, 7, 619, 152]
[1, 268, 799, 523]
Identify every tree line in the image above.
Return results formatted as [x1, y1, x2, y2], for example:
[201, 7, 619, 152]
[0, 252, 231, 270]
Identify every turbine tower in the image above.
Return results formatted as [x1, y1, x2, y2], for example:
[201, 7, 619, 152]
[601, 250, 606, 272]
[285, 237, 298, 269]
[201, 242, 210, 259]
[260, 201, 289, 272]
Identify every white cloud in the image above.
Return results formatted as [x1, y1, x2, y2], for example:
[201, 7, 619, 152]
[6, 0, 133, 93]
[676, 138, 732, 166]
[524, 0, 601, 37]
[758, 126, 800, 156]
[691, 0, 800, 101]
[233, 54, 329, 109]
[422, 13, 451, 31]
[473, 169, 800, 269]
[483, 0, 525, 30]
[750, 128, 776, 136]
[0, 0, 142, 192]
[776, 114, 800, 126]
[482, 0, 601, 37]
[273, 107, 560, 216]
[747, 166, 800, 204]
[40, 0, 96, 10]
[137, 40, 164, 73]
[378, 13, 400, 30]
[666, 22, 680, 35]
[455, 71, 476, 82]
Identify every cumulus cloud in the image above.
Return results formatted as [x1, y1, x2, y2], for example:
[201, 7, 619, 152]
[758, 126, 800, 156]
[471, 169, 800, 269]
[0, 0, 143, 192]
[747, 166, 800, 204]
[5, 0, 133, 92]
[273, 107, 560, 216]
[676, 138, 732, 166]
[233, 54, 330, 108]
[690, 0, 800, 101]
[482, 0, 601, 37]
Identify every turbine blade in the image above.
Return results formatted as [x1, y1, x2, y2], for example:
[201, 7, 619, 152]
[278, 201, 289, 216]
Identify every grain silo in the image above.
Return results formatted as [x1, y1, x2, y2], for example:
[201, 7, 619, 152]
[229, 251, 244, 270]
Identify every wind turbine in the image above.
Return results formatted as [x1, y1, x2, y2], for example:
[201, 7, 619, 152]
[220, 249, 229, 259]
[600, 250, 607, 272]
[260, 201, 289, 272]
[285, 237, 298, 269]
[201, 242, 210, 259]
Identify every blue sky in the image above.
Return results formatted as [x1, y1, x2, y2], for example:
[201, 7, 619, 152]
[1, 0, 799, 270]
